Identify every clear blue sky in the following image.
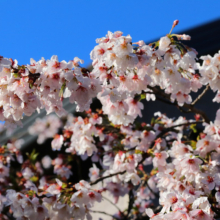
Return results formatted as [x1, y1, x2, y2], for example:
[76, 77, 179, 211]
[0, 0, 220, 67]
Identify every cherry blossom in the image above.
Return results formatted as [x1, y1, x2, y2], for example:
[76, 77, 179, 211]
[2, 20, 220, 220]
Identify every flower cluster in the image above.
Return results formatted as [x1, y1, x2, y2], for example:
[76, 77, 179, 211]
[0, 140, 23, 214]
[5, 179, 102, 220]
[2, 21, 220, 220]
[0, 55, 101, 128]
[0, 24, 211, 129]
[145, 111, 220, 220]
[29, 114, 62, 144]
[90, 30, 202, 126]
[51, 112, 104, 156]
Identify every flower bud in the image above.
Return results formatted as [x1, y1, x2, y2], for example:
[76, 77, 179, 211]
[173, 20, 179, 27]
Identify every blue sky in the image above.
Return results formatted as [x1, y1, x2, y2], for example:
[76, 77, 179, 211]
[0, 0, 220, 67]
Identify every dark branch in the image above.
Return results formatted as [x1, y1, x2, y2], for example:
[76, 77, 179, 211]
[90, 171, 126, 185]
[147, 85, 210, 123]
[146, 181, 159, 198]
[125, 189, 135, 218]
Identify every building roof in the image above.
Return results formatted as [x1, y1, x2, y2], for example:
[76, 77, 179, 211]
[180, 18, 220, 56]
[0, 99, 76, 148]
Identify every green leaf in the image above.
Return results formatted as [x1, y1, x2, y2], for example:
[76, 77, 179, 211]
[13, 73, 20, 78]
[59, 82, 66, 97]
[151, 117, 155, 126]
[30, 176, 38, 182]
[27, 190, 35, 197]
[190, 140, 197, 150]
[150, 168, 158, 176]
[180, 175, 185, 181]
[139, 93, 146, 101]
[147, 149, 154, 157]
[135, 150, 143, 154]
[62, 183, 67, 189]
[190, 124, 197, 133]
[29, 149, 39, 163]
[29, 83, 34, 89]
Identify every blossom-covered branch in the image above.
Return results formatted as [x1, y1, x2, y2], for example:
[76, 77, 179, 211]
[2, 20, 220, 220]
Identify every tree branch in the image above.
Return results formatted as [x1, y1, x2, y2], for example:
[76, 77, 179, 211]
[90, 171, 126, 186]
[149, 120, 204, 150]
[125, 189, 135, 219]
[91, 120, 204, 186]
[145, 181, 159, 198]
[170, 119, 202, 133]
[183, 103, 210, 123]
[191, 84, 210, 105]
[147, 85, 210, 123]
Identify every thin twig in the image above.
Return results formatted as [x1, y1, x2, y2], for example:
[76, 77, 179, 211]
[146, 181, 159, 198]
[191, 84, 210, 105]
[157, 120, 204, 139]
[90, 171, 126, 185]
[156, 96, 176, 105]
[149, 120, 204, 149]
[153, 205, 162, 214]
[148, 85, 210, 123]
[102, 195, 122, 212]
[184, 104, 210, 123]
[166, 120, 204, 130]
